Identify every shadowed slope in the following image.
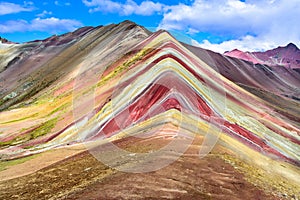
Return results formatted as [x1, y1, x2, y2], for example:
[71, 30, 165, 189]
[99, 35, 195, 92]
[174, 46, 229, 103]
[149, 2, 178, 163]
[184, 43, 300, 126]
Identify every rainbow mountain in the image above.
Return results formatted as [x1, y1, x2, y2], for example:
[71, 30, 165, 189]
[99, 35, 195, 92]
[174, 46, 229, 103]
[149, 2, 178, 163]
[0, 21, 299, 199]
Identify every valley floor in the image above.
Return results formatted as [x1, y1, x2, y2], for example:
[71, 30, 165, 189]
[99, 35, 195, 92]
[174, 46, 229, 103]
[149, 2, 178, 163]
[1, 133, 298, 200]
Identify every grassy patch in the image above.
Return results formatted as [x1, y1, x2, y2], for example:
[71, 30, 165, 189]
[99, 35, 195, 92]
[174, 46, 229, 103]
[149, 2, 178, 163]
[97, 48, 149, 87]
[0, 132, 31, 148]
[30, 117, 58, 139]
[0, 140, 13, 147]
[47, 102, 70, 117]
[0, 117, 58, 147]
[1, 113, 38, 124]
[0, 154, 38, 171]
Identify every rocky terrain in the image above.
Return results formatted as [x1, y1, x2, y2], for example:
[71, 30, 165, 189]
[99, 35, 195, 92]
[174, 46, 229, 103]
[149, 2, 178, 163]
[0, 21, 299, 199]
[224, 43, 300, 69]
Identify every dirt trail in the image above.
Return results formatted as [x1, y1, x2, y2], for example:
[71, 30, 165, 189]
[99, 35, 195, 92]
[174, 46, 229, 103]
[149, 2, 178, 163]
[0, 134, 290, 200]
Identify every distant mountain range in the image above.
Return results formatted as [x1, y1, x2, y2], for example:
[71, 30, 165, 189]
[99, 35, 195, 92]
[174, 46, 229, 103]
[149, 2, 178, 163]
[224, 43, 300, 69]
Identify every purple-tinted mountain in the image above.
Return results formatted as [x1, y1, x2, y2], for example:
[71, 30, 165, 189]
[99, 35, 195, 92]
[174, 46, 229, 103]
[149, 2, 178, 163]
[225, 43, 300, 69]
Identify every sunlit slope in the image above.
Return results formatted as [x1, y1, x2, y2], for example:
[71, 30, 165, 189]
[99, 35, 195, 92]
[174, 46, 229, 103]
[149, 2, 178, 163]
[0, 21, 150, 155]
[0, 22, 298, 176]
[0, 21, 150, 111]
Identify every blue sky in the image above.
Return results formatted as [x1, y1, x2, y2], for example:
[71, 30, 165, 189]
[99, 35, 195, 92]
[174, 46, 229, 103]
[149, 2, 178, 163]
[1, 0, 300, 53]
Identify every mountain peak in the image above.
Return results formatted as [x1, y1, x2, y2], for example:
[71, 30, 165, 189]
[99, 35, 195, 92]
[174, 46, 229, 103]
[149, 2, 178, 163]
[286, 42, 299, 50]
[118, 20, 138, 27]
[224, 49, 242, 55]
[120, 19, 135, 24]
[0, 36, 16, 44]
[231, 49, 243, 53]
[224, 42, 300, 69]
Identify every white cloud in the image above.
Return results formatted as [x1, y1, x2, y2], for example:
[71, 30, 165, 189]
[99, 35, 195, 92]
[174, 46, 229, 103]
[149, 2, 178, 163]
[36, 10, 53, 17]
[191, 36, 279, 53]
[82, 0, 166, 16]
[54, 1, 71, 6]
[158, 0, 300, 52]
[0, 17, 82, 34]
[0, 20, 28, 33]
[81, 0, 300, 52]
[0, 2, 34, 15]
[24, 1, 34, 6]
[159, 0, 270, 36]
